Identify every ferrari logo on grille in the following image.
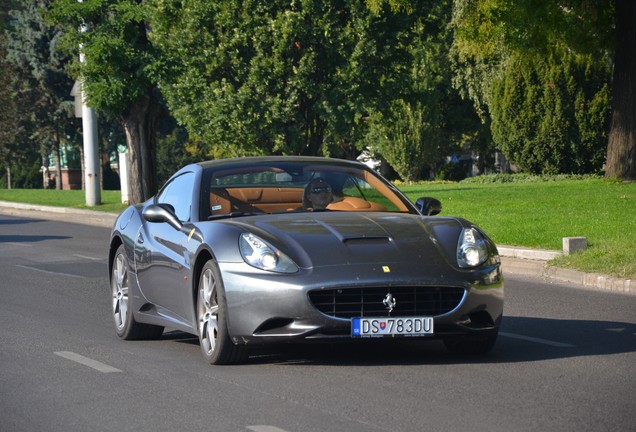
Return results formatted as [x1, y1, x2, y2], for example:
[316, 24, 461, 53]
[382, 266, 390, 273]
[383, 293, 397, 313]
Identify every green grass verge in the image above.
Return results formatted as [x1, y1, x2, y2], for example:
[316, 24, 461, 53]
[1, 178, 635, 278]
[0, 189, 128, 214]
[400, 178, 636, 279]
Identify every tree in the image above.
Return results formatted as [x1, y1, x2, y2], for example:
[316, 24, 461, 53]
[3, 0, 79, 190]
[0, 1, 21, 187]
[605, 0, 635, 180]
[155, 125, 203, 185]
[489, 49, 610, 174]
[362, 0, 488, 182]
[451, 0, 633, 179]
[149, 0, 483, 181]
[366, 100, 442, 182]
[148, 0, 373, 159]
[49, 0, 166, 203]
[0, 30, 21, 188]
[362, 3, 445, 181]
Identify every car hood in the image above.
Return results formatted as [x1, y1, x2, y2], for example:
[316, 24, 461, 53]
[230, 212, 464, 270]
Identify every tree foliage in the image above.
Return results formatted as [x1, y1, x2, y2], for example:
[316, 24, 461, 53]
[451, 0, 628, 177]
[49, 0, 166, 202]
[49, 0, 155, 116]
[363, 2, 445, 181]
[3, 0, 79, 189]
[149, 0, 369, 158]
[3, 0, 631, 191]
[0, 33, 23, 186]
[490, 49, 610, 174]
[148, 0, 481, 181]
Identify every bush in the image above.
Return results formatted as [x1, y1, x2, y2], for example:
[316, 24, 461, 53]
[436, 162, 467, 181]
[461, 173, 602, 184]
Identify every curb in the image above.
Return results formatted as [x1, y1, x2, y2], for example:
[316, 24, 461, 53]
[500, 257, 634, 295]
[0, 200, 117, 228]
[497, 245, 562, 261]
[1, 201, 633, 295]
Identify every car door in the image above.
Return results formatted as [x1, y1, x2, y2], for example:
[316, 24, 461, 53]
[135, 171, 197, 326]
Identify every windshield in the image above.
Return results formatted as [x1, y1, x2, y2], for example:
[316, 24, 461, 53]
[200, 160, 415, 219]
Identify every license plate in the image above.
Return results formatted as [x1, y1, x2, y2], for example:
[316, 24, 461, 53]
[351, 316, 434, 337]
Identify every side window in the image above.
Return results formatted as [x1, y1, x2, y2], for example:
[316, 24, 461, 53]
[342, 175, 400, 212]
[156, 172, 195, 222]
[341, 176, 365, 199]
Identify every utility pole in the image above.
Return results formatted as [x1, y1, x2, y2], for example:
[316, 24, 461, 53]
[76, 0, 100, 206]
[71, 79, 100, 206]
[81, 88, 100, 206]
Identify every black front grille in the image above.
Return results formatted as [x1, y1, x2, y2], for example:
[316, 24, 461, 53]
[308, 286, 465, 319]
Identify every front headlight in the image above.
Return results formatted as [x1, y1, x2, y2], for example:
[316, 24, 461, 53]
[457, 227, 489, 268]
[239, 233, 299, 273]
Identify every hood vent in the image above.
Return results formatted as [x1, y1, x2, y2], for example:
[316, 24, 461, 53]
[342, 236, 391, 245]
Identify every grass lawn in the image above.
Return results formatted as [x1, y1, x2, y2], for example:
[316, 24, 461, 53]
[0, 189, 128, 214]
[1, 178, 635, 278]
[400, 179, 636, 279]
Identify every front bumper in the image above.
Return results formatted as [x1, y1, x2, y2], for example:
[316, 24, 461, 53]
[219, 261, 504, 345]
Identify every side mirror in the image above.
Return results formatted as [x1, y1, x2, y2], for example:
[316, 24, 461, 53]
[142, 203, 183, 231]
[415, 197, 442, 216]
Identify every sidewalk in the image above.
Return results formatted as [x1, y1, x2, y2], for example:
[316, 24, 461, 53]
[1, 200, 633, 295]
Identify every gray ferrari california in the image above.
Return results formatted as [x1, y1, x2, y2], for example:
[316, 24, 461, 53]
[109, 156, 503, 364]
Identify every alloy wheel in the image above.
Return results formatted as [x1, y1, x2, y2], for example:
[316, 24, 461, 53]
[112, 252, 128, 332]
[198, 268, 219, 356]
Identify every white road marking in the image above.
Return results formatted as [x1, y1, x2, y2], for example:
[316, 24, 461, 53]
[606, 327, 625, 333]
[73, 254, 103, 261]
[15, 264, 86, 279]
[247, 426, 290, 432]
[54, 351, 122, 373]
[500, 332, 575, 348]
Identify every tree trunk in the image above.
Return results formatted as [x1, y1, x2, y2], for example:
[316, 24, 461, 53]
[605, 0, 636, 180]
[119, 90, 161, 204]
[6, 163, 11, 190]
[301, 113, 325, 156]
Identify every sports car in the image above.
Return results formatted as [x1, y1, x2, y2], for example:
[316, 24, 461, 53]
[108, 156, 503, 364]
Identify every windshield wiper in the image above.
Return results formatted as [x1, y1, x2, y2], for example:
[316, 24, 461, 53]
[207, 211, 264, 221]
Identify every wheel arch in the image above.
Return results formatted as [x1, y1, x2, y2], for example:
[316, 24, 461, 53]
[108, 234, 124, 280]
[191, 247, 216, 324]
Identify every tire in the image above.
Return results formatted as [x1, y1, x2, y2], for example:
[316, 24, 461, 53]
[443, 331, 498, 355]
[197, 260, 247, 365]
[111, 244, 164, 340]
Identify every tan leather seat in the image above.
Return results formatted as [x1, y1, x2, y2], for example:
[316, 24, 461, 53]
[209, 189, 232, 215]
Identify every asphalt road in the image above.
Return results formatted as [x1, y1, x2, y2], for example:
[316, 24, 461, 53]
[1, 214, 634, 432]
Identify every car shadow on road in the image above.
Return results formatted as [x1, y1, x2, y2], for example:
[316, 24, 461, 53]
[0, 217, 48, 225]
[1, 215, 70, 243]
[0, 234, 71, 243]
[164, 315, 636, 366]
